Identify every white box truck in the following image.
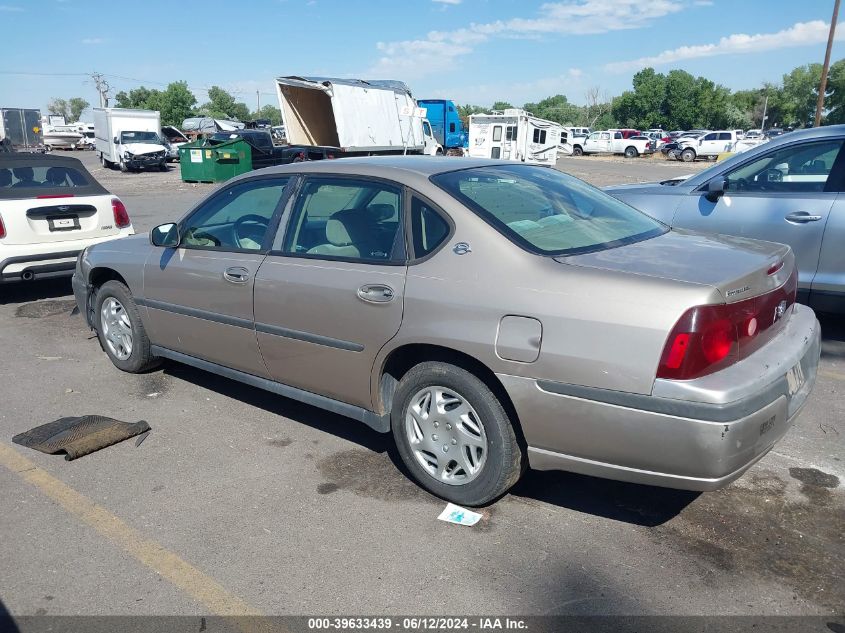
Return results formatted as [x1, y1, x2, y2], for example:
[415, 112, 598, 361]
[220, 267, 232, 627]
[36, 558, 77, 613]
[94, 108, 168, 172]
[275, 76, 438, 156]
[468, 109, 561, 166]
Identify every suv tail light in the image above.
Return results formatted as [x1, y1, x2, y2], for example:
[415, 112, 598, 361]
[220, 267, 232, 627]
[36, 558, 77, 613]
[0, 215, 5, 239]
[112, 198, 131, 228]
[657, 268, 797, 380]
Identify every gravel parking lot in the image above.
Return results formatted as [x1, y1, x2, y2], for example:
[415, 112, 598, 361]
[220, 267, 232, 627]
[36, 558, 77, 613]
[0, 151, 842, 620]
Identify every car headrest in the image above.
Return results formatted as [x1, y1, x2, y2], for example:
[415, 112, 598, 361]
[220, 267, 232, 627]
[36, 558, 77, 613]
[326, 209, 370, 247]
[366, 204, 395, 222]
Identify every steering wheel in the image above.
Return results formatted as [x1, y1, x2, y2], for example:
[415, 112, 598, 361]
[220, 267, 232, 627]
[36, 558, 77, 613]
[233, 214, 270, 250]
[182, 227, 221, 247]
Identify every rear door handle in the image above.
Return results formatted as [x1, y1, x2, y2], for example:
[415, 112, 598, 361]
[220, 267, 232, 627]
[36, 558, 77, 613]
[785, 212, 823, 224]
[223, 266, 250, 284]
[357, 284, 395, 303]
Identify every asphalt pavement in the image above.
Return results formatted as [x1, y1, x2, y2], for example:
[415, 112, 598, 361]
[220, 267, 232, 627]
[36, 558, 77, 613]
[0, 151, 842, 620]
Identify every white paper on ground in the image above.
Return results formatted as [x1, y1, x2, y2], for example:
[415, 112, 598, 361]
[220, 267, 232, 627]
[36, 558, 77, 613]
[437, 503, 483, 526]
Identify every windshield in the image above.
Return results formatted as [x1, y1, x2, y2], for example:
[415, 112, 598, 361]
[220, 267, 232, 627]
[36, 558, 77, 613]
[120, 131, 161, 144]
[432, 165, 667, 256]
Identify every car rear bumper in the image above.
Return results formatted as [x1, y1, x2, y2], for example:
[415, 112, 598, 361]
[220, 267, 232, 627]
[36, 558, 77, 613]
[0, 232, 133, 283]
[499, 304, 820, 491]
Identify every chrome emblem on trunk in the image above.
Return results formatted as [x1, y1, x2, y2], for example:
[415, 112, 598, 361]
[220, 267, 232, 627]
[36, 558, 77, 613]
[774, 300, 787, 322]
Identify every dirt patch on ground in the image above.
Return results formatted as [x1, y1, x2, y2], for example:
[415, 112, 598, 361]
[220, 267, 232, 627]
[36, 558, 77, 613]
[15, 299, 78, 319]
[652, 469, 844, 610]
[317, 448, 433, 503]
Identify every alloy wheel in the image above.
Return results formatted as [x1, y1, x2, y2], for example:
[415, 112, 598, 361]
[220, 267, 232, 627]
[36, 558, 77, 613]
[100, 297, 133, 361]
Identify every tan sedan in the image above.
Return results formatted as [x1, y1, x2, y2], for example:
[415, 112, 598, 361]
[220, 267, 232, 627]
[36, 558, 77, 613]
[73, 157, 820, 505]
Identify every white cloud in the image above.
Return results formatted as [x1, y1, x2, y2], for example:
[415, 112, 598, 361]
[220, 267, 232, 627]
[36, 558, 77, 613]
[0, 4, 24, 11]
[605, 20, 843, 73]
[81, 38, 104, 44]
[368, 0, 683, 78]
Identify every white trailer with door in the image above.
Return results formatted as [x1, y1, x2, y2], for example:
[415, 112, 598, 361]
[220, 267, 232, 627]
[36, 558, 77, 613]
[467, 110, 560, 166]
[275, 76, 436, 155]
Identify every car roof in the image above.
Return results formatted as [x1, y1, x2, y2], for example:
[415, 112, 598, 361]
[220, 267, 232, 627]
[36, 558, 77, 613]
[248, 156, 519, 179]
[0, 152, 87, 169]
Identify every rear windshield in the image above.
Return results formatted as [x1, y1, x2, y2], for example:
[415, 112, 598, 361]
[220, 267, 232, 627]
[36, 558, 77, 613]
[0, 160, 107, 199]
[432, 165, 666, 256]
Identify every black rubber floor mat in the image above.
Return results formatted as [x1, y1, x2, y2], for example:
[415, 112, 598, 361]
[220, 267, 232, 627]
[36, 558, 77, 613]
[12, 415, 151, 461]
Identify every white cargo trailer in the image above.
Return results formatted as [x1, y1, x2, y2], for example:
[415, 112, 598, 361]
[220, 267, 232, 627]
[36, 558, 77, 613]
[275, 76, 429, 155]
[94, 108, 168, 172]
[468, 109, 561, 166]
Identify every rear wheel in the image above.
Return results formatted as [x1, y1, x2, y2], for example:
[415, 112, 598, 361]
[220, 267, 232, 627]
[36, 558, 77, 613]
[681, 148, 696, 162]
[624, 146, 639, 158]
[391, 361, 524, 506]
[100, 154, 113, 169]
[95, 281, 159, 373]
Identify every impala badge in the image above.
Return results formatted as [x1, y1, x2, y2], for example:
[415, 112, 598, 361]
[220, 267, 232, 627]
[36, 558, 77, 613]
[774, 300, 787, 322]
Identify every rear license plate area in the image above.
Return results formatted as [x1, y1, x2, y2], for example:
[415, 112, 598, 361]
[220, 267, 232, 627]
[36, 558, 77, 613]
[47, 215, 80, 231]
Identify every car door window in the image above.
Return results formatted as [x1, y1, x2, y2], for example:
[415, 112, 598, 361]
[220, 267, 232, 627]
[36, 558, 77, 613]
[719, 132, 732, 140]
[410, 197, 450, 259]
[181, 177, 290, 251]
[724, 140, 845, 194]
[283, 178, 404, 262]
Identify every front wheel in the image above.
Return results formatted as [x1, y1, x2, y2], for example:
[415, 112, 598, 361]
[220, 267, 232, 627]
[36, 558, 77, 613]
[681, 148, 696, 162]
[391, 362, 524, 506]
[572, 145, 583, 156]
[95, 281, 159, 373]
[624, 146, 639, 158]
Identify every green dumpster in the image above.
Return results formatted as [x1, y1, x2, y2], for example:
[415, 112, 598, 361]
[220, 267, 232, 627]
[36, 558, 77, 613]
[179, 138, 252, 183]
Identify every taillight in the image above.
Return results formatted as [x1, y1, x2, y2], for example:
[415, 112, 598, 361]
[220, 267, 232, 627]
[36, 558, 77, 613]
[657, 268, 797, 380]
[0, 216, 5, 239]
[112, 198, 131, 228]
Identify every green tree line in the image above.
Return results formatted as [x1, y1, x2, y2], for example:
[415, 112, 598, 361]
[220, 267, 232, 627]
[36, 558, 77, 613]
[457, 57, 845, 132]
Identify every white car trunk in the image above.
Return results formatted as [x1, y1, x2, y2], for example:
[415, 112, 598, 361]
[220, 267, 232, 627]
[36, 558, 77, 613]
[1, 194, 120, 245]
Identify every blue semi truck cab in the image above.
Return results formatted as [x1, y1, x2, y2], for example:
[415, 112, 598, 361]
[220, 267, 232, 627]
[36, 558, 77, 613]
[417, 99, 467, 154]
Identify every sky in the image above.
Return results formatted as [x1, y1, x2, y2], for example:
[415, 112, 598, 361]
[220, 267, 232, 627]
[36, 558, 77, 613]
[1, 0, 844, 121]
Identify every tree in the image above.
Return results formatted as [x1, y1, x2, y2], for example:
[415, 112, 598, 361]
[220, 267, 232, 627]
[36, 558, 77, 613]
[525, 94, 580, 125]
[47, 98, 70, 122]
[457, 104, 486, 128]
[781, 64, 824, 127]
[67, 97, 89, 122]
[491, 101, 513, 111]
[199, 86, 250, 121]
[114, 82, 196, 126]
[825, 58, 845, 123]
[253, 104, 282, 125]
[583, 87, 611, 128]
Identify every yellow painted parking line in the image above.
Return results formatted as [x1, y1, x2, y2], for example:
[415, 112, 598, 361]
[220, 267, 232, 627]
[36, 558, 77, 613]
[820, 369, 845, 381]
[0, 443, 278, 631]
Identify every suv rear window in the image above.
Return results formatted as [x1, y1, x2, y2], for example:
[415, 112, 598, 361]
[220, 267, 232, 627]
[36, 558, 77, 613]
[432, 165, 666, 256]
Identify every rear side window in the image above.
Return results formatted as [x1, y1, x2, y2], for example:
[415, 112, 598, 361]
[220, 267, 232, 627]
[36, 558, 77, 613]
[719, 132, 732, 140]
[432, 165, 666, 256]
[410, 197, 450, 259]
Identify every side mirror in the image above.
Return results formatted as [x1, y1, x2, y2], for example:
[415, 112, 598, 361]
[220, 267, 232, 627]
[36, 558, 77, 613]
[704, 177, 727, 202]
[150, 223, 179, 247]
[113, 137, 120, 144]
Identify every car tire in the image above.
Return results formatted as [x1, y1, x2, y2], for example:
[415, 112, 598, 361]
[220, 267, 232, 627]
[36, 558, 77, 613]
[391, 361, 524, 506]
[572, 146, 583, 156]
[681, 148, 696, 162]
[100, 154, 112, 169]
[94, 280, 159, 374]
[624, 146, 638, 158]
[159, 162, 168, 172]
[119, 160, 128, 172]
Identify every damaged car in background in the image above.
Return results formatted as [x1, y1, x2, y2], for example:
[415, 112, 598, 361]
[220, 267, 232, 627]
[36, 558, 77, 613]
[72, 157, 819, 505]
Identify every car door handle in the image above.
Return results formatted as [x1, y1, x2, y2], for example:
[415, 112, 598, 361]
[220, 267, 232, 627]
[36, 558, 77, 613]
[357, 284, 395, 303]
[223, 266, 250, 284]
[785, 212, 823, 224]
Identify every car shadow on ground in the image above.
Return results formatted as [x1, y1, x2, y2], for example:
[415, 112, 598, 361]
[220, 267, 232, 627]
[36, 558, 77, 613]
[0, 279, 73, 306]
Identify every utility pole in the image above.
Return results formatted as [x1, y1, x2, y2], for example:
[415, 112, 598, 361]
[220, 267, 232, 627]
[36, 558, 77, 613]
[815, 0, 841, 127]
[91, 72, 111, 108]
[256, 90, 260, 114]
[761, 95, 768, 131]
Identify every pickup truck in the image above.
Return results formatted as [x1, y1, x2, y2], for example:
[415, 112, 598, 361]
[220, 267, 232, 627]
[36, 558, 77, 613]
[208, 130, 337, 169]
[574, 130, 652, 158]
[675, 130, 737, 162]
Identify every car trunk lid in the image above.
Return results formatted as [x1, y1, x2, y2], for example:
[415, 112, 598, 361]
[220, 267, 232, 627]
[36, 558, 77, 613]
[556, 228, 792, 304]
[0, 194, 123, 245]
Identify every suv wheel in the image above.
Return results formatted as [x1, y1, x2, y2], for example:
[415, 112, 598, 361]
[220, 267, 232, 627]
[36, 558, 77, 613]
[572, 145, 583, 156]
[391, 361, 524, 506]
[681, 148, 696, 162]
[624, 146, 638, 158]
[95, 281, 159, 373]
